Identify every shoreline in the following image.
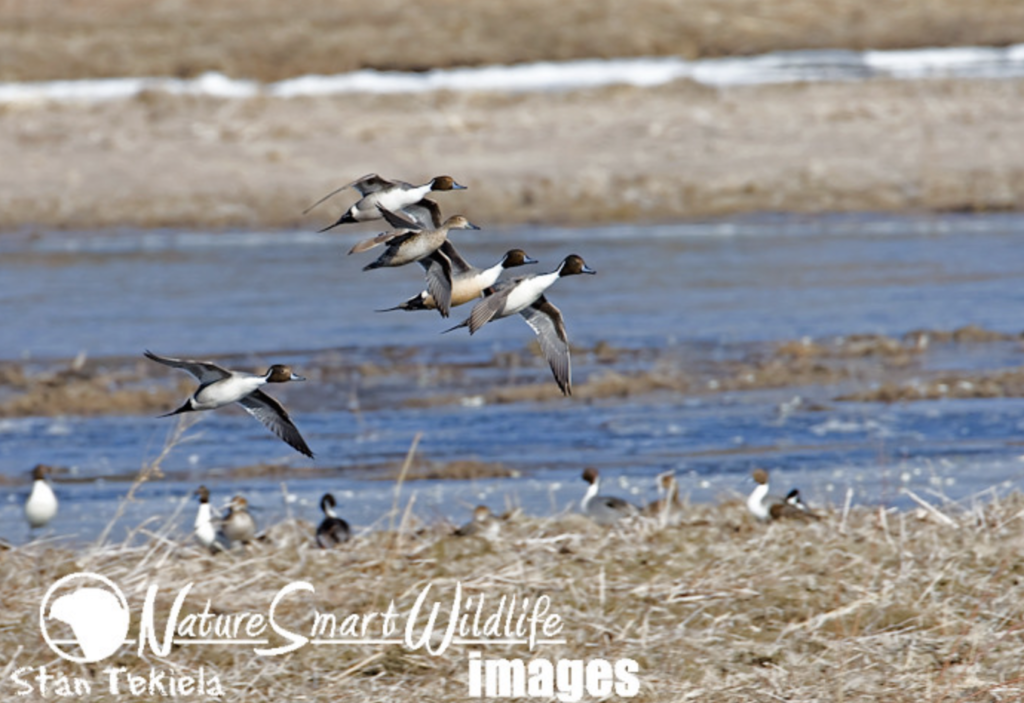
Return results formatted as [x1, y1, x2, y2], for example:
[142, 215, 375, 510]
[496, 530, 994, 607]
[2, 77, 1023, 233]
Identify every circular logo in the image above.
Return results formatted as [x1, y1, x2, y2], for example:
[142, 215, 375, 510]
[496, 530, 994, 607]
[40, 572, 131, 663]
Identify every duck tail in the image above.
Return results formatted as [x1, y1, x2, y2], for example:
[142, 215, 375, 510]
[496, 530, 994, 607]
[318, 212, 356, 233]
[158, 399, 194, 417]
[441, 319, 469, 334]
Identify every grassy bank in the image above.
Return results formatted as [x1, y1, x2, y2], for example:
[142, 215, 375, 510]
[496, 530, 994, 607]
[3, 488, 1023, 701]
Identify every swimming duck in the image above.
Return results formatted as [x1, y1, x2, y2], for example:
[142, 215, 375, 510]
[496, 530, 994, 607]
[443, 254, 596, 395]
[222, 495, 257, 546]
[378, 244, 538, 314]
[580, 467, 638, 525]
[453, 505, 501, 540]
[193, 485, 230, 552]
[747, 468, 819, 521]
[25, 464, 58, 529]
[350, 208, 481, 317]
[316, 493, 351, 548]
[643, 472, 684, 528]
[305, 174, 466, 232]
[144, 351, 314, 458]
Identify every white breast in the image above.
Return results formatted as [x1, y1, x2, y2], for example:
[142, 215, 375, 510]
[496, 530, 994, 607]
[503, 272, 558, 315]
[194, 375, 264, 408]
[26, 480, 58, 528]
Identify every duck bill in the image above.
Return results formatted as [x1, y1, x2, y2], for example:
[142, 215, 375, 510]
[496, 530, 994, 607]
[523, 256, 539, 265]
[289, 373, 307, 382]
[452, 182, 468, 190]
[465, 221, 481, 230]
[581, 264, 597, 274]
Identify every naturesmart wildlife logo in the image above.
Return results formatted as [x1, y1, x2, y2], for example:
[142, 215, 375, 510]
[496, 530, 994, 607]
[41, 573, 131, 664]
[14, 572, 640, 699]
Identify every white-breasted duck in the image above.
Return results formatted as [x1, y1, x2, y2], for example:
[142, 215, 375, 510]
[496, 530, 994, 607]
[316, 493, 351, 548]
[444, 254, 596, 395]
[378, 244, 538, 315]
[25, 464, 58, 530]
[580, 467, 639, 525]
[747, 468, 819, 522]
[193, 485, 230, 552]
[144, 351, 314, 458]
[453, 505, 501, 540]
[350, 207, 480, 317]
[305, 174, 466, 232]
[222, 495, 257, 546]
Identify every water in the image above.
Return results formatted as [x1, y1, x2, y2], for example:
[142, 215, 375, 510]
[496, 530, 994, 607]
[2, 212, 1023, 544]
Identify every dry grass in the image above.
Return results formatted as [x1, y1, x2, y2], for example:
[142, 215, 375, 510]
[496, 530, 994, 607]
[4, 488, 1024, 701]
[1, 0, 1023, 82]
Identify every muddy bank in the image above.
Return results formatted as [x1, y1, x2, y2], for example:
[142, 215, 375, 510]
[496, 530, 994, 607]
[3, 327, 1020, 418]
[2, 78, 1023, 232]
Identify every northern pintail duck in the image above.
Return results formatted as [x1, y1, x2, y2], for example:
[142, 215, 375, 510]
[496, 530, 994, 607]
[316, 493, 351, 548]
[193, 485, 230, 552]
[747, 468, 819, 522]
[25, 464, 58, 529]
[453, 505, 501, 540]
[643, 472, 684, 528]
[580, 467, 638, 525]
[379, 244, 537, 314]
[222, 495, 258, 546]
[350, 208, 481, 317]
[444, 254, 596, 395]
[145, 351, 314, 458]
[305, 174, 466, 232]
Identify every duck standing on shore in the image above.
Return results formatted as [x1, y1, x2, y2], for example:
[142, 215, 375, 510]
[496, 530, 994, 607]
[316, 493, 351, 548]
[580, 467, 639, 525]
[25, 464, 58, 530]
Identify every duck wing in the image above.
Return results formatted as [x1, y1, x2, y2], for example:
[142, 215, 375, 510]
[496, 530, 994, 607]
[236, 389, 314, 458]
[422, 250, 454, 317]
[144, 350, 232, 384]
[302, 173, 394, 214]
[518, 296, 572, 395]
[430, 240, 473, 274]
[378, 205, 424, 231]
[402, 199, 442, 229]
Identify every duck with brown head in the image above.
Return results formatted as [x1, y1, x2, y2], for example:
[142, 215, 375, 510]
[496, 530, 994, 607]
[580, 467, 639, 525]
[144, 351, 314, 458]
[305, 173, 467, 232]
[443, 254, 596, 395]
[378, 244, 538, 315]
[350, 208, 482, 318]
[193, 485, 230, 553]
[222, 496, 257, 546]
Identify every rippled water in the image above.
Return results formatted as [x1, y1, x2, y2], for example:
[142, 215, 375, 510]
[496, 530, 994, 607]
[2, 212, 1023, 544]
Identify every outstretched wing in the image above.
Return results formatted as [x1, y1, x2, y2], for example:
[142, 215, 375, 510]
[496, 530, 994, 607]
[519, 296, 572, 395]
[302, 173, 392, 214]
[144, 350, 232, 385]
[236, 390, 314, 458]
